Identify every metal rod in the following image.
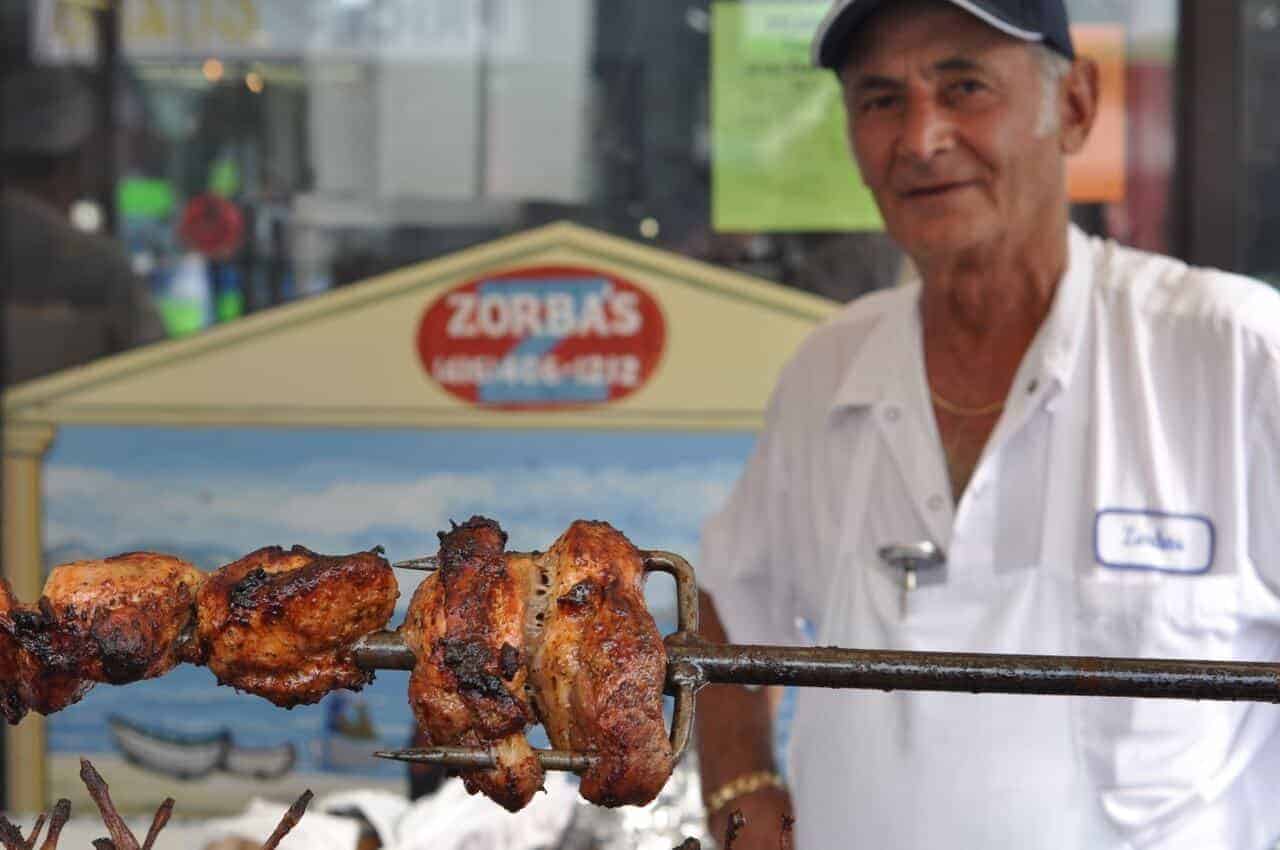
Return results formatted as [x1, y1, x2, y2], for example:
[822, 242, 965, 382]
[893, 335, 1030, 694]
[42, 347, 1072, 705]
[670, 642, 1280, 703]
[355, 631, 415, 669]
[374, 746, 595, 772]
[352, 631, 1280, 703]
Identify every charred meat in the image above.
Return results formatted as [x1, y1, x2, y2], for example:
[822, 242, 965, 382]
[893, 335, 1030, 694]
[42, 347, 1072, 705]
[2, 574, 96, 719]
[196, 546, 398, 707]
[0, 578, 30, 724]
[41, 552, 206, 684]
[529, 520, 674, 807]
[402, 517, 544, 812]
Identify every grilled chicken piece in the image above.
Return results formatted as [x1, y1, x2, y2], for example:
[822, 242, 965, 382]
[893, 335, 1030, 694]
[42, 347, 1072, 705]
[3, 597, 94, 719]
[196, 546, 398, 707]
[402, 517, 543, 811]
[2, 553, 202, 722]
[41, 552, 206, 684]
[529, 520, 673, 806]
[0, 578, 30, 723]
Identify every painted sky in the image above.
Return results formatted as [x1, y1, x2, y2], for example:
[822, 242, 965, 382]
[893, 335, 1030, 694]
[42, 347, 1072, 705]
[44, 426, 755, 562]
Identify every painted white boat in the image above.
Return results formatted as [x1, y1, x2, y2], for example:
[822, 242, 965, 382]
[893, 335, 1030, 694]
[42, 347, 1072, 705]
[223, 740, 297, 780]
[108, 715, 229, 780]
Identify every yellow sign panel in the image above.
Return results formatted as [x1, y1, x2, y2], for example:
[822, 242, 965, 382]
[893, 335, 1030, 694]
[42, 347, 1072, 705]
[5, 223, 834, 432]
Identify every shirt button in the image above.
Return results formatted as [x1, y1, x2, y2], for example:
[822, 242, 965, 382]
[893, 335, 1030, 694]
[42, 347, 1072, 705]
[883, 405, 902, 423]
[1027, 378, 1039, 394]
[927, 494, 946, 512]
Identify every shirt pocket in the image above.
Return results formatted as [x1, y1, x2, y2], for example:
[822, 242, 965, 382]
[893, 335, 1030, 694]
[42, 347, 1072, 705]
[1073, 572, 1250, 838]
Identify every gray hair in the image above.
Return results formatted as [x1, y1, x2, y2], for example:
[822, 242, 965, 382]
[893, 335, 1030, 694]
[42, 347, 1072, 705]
[1034, 44, 1073, 137]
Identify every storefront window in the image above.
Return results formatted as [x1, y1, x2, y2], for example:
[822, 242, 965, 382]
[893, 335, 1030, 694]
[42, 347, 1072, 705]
[1242, 0, 1280, 285]
[9, 0, 1182, 354]
[1067, 0, 1179, 255]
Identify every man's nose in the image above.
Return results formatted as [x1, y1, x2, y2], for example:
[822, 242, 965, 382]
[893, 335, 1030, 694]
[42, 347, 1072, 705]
[897, 97, 954, 162]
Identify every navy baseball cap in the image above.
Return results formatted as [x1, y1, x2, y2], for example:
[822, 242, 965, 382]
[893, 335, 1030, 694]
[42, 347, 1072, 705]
[812, 0, 1076, 69]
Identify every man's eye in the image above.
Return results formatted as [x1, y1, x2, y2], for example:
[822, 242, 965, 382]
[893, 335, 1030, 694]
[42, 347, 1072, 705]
[950, 79, 986, 97]
[860, 95, 898, 114]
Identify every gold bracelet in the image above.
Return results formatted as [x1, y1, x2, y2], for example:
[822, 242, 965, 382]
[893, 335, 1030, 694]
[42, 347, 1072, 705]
[706, 770, 786, 814]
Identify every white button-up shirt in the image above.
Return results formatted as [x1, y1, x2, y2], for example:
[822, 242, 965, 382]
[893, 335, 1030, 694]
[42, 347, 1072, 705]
[700, 226, 1280, 849]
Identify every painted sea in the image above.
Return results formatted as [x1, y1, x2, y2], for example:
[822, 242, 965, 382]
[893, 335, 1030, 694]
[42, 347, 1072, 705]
[42, 425, 756, 808]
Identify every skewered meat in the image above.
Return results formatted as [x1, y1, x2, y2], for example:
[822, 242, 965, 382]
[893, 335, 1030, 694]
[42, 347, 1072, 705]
[403, 518, 675, 809]
[4, 552, 206, 720]
[41, 552, 206, 684]
[529, 520, 674, 806]
[196, 546, 398, 707]
[0, 578, 29, 723]
[4, 615, 92, 717]
[6, 545, 399, 718]
[402, 517, 544, 811]
[2, 577, 95, 718]
[4, 518, 680, 811]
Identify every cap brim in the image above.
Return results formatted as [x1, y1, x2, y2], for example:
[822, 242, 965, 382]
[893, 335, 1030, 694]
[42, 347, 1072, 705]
[812, 0, 1049, 69]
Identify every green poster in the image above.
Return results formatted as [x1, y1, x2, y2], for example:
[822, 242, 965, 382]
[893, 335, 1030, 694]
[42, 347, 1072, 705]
[711, 1, 883, 232]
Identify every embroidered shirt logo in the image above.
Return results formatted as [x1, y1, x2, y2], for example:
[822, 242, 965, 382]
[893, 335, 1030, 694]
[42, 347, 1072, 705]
[1094, 509, 1215, 574]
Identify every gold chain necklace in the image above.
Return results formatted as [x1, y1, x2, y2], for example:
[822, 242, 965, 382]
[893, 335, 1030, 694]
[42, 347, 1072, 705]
[929, 388, 1005, 417]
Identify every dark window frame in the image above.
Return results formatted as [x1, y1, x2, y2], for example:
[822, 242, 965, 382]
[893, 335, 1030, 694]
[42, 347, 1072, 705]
[1176, 0, 1242, 270]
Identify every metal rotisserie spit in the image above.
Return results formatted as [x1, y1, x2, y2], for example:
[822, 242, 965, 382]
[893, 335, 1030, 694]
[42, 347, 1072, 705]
[361, 549, 1280, 774]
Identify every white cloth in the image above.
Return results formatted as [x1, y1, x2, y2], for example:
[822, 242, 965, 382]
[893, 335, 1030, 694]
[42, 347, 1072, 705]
[392, 774, 577, 850]
[197, 797, 362, 850]
[313, 789, 411, 848]
[700, 226, 1280, 850]
[306, 779, 576, 849]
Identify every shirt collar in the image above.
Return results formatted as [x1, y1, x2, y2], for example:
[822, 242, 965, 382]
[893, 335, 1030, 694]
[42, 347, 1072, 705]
[828, 280, 923, 414]
[827, 225, 1095, 415]
[1020, 224, 1094, 397]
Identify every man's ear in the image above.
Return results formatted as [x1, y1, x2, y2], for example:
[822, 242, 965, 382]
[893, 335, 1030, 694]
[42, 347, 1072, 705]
[1060, 57, 1100, 154]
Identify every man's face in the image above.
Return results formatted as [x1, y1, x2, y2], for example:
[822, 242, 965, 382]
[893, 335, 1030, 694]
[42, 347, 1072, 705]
[839, 2, 1070, 261]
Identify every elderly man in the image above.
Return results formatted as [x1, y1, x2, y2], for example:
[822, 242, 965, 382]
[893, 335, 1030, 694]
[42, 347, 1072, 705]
[696, 1, 1280, 848]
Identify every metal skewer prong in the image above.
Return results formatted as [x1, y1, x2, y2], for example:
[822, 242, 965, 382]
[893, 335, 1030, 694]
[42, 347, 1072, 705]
[393, 555, 439, 571]
[374, 746, 597, 772]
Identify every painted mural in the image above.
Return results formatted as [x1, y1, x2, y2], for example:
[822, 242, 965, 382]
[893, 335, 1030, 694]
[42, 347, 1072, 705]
[40, 425, 753, 814]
